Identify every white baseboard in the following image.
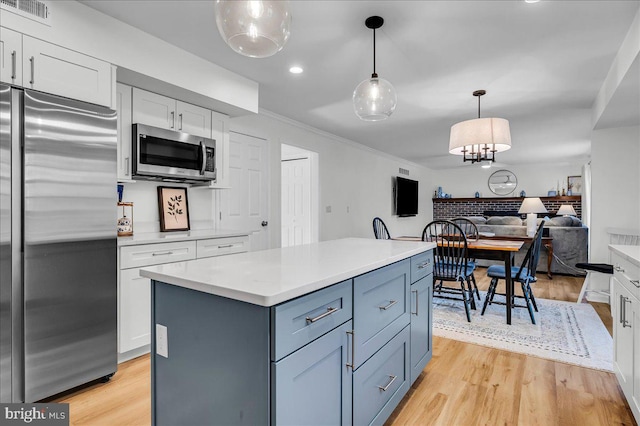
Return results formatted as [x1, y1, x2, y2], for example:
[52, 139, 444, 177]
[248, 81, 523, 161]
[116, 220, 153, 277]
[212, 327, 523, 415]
[118, 345, 150, 363]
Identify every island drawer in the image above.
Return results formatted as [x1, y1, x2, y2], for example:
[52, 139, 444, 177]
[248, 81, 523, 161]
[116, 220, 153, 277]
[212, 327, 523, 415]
[612, 252, 640, 299]
[353, 325, 410, 426]
[271, 279, 353, 361]
[410, 250, 434, 283]
[120, 241, 196, 269]
[196, 235, 249, 259]
[353, 259, 410, 368]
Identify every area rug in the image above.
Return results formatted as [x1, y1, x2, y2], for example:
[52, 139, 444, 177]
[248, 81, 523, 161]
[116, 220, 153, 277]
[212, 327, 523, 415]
[432, 292, 613, 371]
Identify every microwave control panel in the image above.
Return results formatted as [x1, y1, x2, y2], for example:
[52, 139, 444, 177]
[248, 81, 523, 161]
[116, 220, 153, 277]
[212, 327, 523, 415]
[205, 147, 215, 172]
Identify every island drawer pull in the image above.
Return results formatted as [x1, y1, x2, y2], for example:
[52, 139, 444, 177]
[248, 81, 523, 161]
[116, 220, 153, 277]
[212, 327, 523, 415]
[412, 290, 418, 315]
[417, 260, 431, 269]
[217, 244, 234, 249]
[378, 375, 397, 392]
[622, 296, 632, 328]
[306, 307, 338, 324]
[631, 280, 640, 288]
[379, 300, 397, 311]
[152, 251, 174, 256]
[346, 330, 355, 370]
[614, 265, 625, 273]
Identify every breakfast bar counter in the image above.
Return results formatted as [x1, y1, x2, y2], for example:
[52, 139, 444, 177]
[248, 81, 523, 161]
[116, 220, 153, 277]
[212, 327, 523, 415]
[140, 238, 435, 425]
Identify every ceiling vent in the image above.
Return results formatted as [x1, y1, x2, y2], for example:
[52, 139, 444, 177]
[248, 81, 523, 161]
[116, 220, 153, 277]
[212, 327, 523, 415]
[1, 0, 52, 26]
[398, 168, 410, 176]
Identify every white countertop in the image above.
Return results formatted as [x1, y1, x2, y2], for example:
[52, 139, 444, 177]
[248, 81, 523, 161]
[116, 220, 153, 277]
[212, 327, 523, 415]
[117, 229, 249, 247]
[140, 237, 435, 307]
[609, 244, 640, 267]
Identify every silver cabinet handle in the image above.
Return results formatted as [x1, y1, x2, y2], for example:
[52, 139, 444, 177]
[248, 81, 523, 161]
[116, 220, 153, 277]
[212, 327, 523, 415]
[305, 307, 338, 324]
[620, 295, 624, 325]
[378, 375, 397, 392]
[217, 244, 233, 249]
[346, 330, 355, 370]
[631, 280, 640, 288]
[29, 56, 34, 85]
[417, 260, 431, 269]
[412, 290, 418, 315]
[11, 51, 16, 80]
[179, 113, 183, 130]
[170, 111, 175, 128]
[379, 300, 397, 311]
[622, 296, 632, 328]
[152, 251, 174, 256]
[615, 265, 625, 273]
[124, 157, 130, 176]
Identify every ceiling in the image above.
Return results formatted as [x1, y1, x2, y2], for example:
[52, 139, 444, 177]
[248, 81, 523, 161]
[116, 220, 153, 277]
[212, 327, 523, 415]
[81, 0, 639, 170]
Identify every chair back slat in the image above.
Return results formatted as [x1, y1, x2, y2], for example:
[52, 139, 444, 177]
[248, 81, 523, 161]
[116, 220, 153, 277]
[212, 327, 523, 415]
[422, 220, 469, 280]
[450, 217, 479, 242]
[516, 221, 545, 281]
[372, 217, 391, 240]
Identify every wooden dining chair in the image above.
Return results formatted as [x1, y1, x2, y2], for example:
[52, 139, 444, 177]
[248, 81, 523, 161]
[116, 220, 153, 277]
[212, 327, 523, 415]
[422, 220, 476, 322]
[372, 217, 391, 240]
[450, 217, 480, 300]
[481, 221, 546, 324]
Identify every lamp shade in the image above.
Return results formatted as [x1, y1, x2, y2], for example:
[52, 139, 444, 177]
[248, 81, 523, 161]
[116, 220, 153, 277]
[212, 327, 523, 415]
[449, 117, 512, 155]
[353, 76, 397, 121]
[556, 204, 577, 216]
[215, 0, 291, 58]
[518, 197, 548, 214]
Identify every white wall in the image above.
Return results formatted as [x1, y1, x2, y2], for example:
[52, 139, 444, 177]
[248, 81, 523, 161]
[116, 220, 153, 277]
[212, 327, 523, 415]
[120, 181, 216, 233]
[590, 125, 640, 261]
[230, 111, 433, 247]
[431, 162, 584, 199]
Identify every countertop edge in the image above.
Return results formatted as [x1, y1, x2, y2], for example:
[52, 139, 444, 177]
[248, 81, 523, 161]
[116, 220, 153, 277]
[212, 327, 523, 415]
[609, 244, 640, 267]
[118, 229, 249, 246]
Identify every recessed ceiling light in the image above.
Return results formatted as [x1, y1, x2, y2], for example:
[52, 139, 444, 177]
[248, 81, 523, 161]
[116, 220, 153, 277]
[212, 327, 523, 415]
[481, 162, 492, 169]
[289, 66, 303, 74]
[524, 0, 540, 3]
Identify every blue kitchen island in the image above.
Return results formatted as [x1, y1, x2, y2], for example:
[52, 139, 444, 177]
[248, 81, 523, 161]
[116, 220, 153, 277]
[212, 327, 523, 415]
[140, 238, 435, 426]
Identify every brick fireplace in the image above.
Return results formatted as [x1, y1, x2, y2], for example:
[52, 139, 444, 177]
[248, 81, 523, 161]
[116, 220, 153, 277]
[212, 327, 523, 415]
[432, 196, 582, 220]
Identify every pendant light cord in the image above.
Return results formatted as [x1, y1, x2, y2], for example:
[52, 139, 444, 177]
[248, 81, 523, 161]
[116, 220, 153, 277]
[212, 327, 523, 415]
[372, 28, 377, 77]
[478, 95, 481, 118]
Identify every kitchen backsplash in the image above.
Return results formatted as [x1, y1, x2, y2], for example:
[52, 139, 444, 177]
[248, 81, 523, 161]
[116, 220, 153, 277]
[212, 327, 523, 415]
[119, 181, 216, 234]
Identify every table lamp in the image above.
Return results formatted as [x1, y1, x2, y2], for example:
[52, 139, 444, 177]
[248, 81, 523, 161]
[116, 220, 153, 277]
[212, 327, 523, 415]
[556, 204, 577, 217]
[519, 197, 548, 237]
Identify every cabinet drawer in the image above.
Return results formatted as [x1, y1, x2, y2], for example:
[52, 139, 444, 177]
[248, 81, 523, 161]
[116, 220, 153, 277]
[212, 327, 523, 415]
[354, 259, 410, 368]
[410, 250, 434, 283]
[196, 236, 249, 259]
[120, 241, 196, 269]
[612, 253, 640, 299]
[353, 325, 410, 426]
[271, 279, 352, 361]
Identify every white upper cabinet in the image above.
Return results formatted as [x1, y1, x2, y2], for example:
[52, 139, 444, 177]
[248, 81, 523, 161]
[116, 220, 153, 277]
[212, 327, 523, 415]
[0, 27, 22, 86]
[132, 88, 212, 138]
[116, 83, 134, 182]
[22, 35, 112, 107]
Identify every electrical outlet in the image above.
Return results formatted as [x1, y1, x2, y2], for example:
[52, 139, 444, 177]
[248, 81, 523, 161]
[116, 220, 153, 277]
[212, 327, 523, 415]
[156, 324, 168, 358]
[326, 206, 332, 213]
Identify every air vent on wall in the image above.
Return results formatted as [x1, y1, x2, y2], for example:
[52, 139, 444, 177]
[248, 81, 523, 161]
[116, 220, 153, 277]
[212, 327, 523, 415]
[398, 168, 410, 176]
[0, 0, 52, 26]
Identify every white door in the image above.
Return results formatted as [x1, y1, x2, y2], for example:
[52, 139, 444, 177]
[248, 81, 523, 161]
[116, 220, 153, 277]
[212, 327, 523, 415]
[219, 132, 269, 251]
[281, 158, 311, 247]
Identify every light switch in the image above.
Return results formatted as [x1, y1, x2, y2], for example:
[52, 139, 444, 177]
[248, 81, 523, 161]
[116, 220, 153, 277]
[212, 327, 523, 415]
[156, 324, 168, 358]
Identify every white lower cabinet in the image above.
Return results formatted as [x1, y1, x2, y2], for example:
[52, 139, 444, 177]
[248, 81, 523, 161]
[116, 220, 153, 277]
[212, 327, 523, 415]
[118, 235, 248, 361]
[611, 248, 640, 422]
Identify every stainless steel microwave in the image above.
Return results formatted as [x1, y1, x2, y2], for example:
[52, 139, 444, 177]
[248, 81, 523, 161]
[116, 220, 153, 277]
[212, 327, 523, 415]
[132, 123, 216, 183]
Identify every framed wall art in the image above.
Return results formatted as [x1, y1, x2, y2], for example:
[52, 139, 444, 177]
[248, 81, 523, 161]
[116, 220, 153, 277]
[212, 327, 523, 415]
[567, 175, 582, 195]
[157, 186, 190, 232]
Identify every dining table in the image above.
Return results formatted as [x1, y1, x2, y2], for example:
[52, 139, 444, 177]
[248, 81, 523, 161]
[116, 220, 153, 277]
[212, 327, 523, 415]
[393, 236, 524, 324]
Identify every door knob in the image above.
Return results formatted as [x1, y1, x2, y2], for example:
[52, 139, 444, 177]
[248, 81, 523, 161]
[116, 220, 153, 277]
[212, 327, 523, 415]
[261, 221, 268, 227]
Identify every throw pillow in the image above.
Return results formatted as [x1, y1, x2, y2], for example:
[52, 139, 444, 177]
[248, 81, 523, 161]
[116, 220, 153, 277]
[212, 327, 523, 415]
[550, 216, 574, 227]
[486, 216, 523, 226]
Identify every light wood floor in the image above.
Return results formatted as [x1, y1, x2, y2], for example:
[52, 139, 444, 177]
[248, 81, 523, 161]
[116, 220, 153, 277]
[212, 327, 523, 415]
[49, 269, 635, 426]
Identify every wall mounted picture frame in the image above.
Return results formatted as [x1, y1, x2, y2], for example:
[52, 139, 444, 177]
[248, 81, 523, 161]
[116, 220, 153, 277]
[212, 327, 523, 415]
[157, 186, 190, 232]
[567, 175, 582, 195]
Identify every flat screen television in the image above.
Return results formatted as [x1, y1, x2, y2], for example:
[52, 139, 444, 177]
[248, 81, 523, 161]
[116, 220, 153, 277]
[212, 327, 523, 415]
[395, 176, 418, 217]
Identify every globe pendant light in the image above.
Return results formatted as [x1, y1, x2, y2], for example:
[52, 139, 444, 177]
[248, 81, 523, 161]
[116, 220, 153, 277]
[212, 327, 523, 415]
[215, 0, 291, 58]
[449, 90, 512, 164]
[353, 16, 397, 121]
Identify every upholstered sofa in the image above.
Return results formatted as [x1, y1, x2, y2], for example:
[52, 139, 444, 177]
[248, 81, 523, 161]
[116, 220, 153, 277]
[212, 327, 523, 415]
[465, 215, 588, 275]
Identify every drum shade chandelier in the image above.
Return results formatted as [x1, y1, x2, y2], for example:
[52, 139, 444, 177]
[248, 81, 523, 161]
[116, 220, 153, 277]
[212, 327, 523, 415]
[353, 16, 397, 121]
[449, 90, 511, 164]
[215, 0, 291, 58]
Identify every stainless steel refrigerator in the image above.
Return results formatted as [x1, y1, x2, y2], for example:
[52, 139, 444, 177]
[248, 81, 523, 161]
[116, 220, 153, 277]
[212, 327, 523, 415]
[0, 83, 117, 403]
